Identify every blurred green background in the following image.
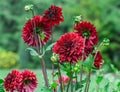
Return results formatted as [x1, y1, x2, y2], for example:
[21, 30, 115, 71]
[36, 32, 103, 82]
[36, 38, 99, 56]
[0, 0, 120, 71]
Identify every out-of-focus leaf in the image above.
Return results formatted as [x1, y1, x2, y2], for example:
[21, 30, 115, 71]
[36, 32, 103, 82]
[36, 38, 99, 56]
[26, 48, 39, 57]
[41, 87, 52, 92]
[96, 76, 103, 84]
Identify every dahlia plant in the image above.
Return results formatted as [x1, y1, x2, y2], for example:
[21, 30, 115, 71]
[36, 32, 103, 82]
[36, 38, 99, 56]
[1, 4, 112, 92]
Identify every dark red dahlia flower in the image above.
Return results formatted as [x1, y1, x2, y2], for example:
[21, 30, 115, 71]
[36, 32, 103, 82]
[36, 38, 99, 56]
[4, 70, 23, 92]
[22, 15, 52, 47]
[43, 5, 64, 27]
[74, 21, 98, 56]
[93, 51, 103, 69]
[53, 32, 84, 63]
[18, 70, 37, 92]
[74, 21, 98, 45]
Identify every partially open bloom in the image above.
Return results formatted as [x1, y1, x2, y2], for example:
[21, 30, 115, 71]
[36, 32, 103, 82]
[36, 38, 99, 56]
[56, 75, 70, 86]
[53, 32, 84, 63]
[93, 51, 103, 69]
[43, 5, 64, 27]
[74, 21, 98, 56]
[4, 70, 22, 92]
[18, 70, 37, 92]
[22, 15, 52, 47]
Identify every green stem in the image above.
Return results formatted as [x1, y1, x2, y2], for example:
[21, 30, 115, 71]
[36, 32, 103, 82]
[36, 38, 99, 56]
[80, 38, 86, 91]
[75, 72, 78, 90]
[84, 70, 91, 92]
[70, 63, 73, 92]
[58, 63, 64, 92]
[31, 9, 49, 87]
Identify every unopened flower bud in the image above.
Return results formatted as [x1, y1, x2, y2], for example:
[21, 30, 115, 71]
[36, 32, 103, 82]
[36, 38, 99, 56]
[51, 54, 58, 63]
[74, 15, 82, 24]
[103, 38, 110, 46]
[25, 5, 33, 12]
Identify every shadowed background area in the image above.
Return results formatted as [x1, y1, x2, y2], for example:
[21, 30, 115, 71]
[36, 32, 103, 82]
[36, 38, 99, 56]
[0, 0, 120, 71]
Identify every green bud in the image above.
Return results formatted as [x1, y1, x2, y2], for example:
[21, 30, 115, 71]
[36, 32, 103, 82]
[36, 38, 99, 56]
[24, 4, 33, 12]
[103, 38, 110, 46]
[74, 15, 82, 23]
[51, 54, 58, 63]
[74, 67, 79, 72]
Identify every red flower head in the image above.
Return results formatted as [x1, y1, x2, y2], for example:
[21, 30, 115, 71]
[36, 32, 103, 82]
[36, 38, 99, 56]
[4, 70, 23, 92]
[74, 21, 98, 56]
[22, 15, 52, 47]
[43, 5, 64, 27]
[93, 51, 103, 69]
[56, 75, 70, 86]
[18, 70, 37, 92]
[53, 32, 84, 63]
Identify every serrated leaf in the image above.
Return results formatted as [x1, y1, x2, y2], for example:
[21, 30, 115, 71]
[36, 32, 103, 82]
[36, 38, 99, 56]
[96, 76, 103, 84]
[26, 48, 38, 56]
[0, 79, 4, 84]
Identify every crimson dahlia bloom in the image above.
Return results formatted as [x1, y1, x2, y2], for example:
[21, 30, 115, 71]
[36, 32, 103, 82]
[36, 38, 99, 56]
[93, 51, 103, 69]
[18, 70, 37, 92]
[53, 32, 84, 63]
[4, 70, 23, 92]
[22, 15, 52, 47]
[43, 5, 64, 27]
[74, 21, 98, 56]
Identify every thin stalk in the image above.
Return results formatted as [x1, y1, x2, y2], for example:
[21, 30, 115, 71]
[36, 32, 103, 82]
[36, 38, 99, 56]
[86, 70, 91, 92]
[80, 38, 86, 91]
[31, 10, 49, 87]
[84, 70, 91, 92]
[75, 72, 78, 90]
[70, 63, 73, 92]
[58, 63, 64, 92]
[66, 81, 70, 92]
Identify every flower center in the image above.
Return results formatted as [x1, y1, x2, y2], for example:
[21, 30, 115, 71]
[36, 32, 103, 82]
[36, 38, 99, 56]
[47, 9, 56, 18]
[24, 79, 31, 85]
[36, 27, 45, 40]
[82, 30, 90, 38]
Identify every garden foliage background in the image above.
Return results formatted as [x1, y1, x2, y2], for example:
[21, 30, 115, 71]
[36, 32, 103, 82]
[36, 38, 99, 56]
[0, 0, 120, 71]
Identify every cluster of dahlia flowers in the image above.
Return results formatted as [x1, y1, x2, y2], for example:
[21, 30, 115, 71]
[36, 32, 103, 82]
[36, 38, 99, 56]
[4, 70, 37, 92]
[22, 5, 64, 47]
[53, 21, 103, 69]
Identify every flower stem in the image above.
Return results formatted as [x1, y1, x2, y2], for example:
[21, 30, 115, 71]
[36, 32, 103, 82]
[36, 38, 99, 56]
[80, 38, 86, 91]
[75, 72, 78, 90]
[58, 63, 64, 92]
[84, 70, 91, 92]
[70, 63, 73, 92]
[31, 9, 49, 87]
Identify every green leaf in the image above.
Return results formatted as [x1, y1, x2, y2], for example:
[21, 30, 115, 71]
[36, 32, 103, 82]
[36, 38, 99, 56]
[40, 32, 45, 41]
[41, 87, 52, 92]
[0, 79, 4, 84]
[82, 55, 94, 69]
[50, 81, 58, 89]
[104, 83, 109, 92]
[0, 85, 5, 92]
[96, 76, 103, 84]
[117, 82, 120, 89]
[45, 43, 55, 51]
[110, 64, 119, 74]
[26, 48, 39, 57]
